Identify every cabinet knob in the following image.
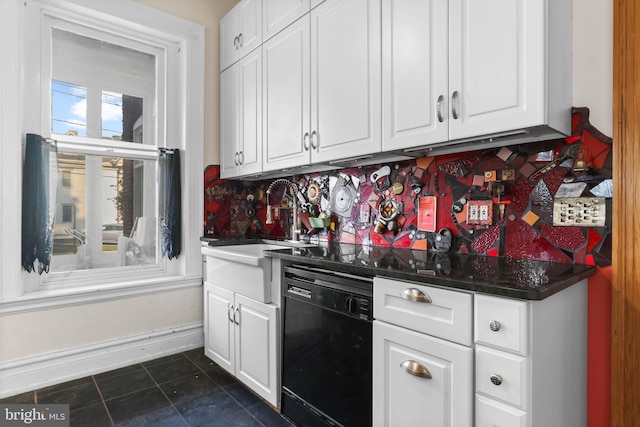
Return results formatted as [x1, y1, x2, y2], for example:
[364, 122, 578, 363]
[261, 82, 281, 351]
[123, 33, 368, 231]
[238, 151, 244, 165]
[238, 33, 243, 48]
[228, 305, 234, 323]
[234, 152, 239, 166]
[401, 360, 432, 379]
[490, 374, 503, 386]
[310, 130, 318, 149]
[234, 306, 240, 325]
[402, 288, 432, 304]
[489, 320, 501, 332]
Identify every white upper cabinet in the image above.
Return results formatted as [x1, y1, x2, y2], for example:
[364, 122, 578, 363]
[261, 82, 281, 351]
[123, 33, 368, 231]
[220, 48, 263, 179]
[449, 0, 556, 140]
[382, 0, 449, 151]
[262, 0, 381, 172]
[262, 0, 328, 42]
[263, 0, 310, 41]
[220, 0, 262, 72]
[310, 0, 382, 164]
[262, 16, 311, 171]
[383, 0, 571, 152]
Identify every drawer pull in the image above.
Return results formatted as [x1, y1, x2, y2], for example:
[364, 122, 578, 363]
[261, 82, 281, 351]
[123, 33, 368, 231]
[402, 288, 432, 303]
[490, 374, 503, 386]
[489, 320, 502, 331]
[401, 360, 432, 379]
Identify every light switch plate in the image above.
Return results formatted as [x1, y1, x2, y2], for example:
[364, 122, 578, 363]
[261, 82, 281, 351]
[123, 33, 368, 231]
[553, 197, 606, 227]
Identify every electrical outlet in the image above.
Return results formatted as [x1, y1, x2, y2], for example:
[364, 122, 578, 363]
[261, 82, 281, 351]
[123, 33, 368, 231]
[466, 200, 493, 225]
[553, 197, 606, 227]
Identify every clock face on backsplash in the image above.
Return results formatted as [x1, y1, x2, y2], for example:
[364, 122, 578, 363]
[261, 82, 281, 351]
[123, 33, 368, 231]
[331, 178, 356, 218]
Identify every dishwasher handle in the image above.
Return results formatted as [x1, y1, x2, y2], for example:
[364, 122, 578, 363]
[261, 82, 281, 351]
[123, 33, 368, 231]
[287, 285, 312, 299]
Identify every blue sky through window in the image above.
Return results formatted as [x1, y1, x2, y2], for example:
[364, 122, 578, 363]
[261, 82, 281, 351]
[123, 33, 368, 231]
[51, 80, 123, 139]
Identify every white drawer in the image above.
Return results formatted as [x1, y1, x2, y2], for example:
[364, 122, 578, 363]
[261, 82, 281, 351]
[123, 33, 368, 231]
[475, 294, 528, 355]
[374, 277, 473, 346]
[476, 394, 527, 427]
[476, 345, 528, 410]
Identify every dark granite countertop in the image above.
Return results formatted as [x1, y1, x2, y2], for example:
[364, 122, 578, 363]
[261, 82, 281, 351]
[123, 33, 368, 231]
[201, 238, 595, 300]
[267, 243, 595, 300]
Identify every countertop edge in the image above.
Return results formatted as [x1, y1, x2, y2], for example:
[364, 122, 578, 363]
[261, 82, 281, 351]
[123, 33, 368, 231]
[266, 249, 597, 301]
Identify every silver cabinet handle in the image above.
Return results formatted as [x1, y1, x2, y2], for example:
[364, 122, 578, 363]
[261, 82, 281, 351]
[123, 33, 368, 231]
[238, 33, 243, 48]
[310, 130, 318, 149]
[234, 152, 239, 166]
[234, 306, 240, 325]
[401, 360, 432, 379]
[490, 374, 503, 386]
[437, 95, 445, 123]
[228, 305, 234, 323]
[489, 320, 501, 331]
[303, 132, 310, 150]
[238, 151, 244, 165]
[402, 288, 432, 303]
[451, 91, 460, 119]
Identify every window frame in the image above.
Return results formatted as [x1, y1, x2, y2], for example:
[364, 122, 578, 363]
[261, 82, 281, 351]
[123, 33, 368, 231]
[0, 0, 205, 306]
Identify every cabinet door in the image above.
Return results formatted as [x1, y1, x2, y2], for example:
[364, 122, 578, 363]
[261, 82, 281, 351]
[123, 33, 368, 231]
[373, 321, 473, 427]
[262, 16, 311, 171]
[220, 0, 262, 72]
[448, 0, 544, 140]
[220, 7, 240, 72]
[382, 0, 448, 151]
[310, 0, 381, 163]
[239, 0, 262, 55]
[263, 0, 310, 41]
[220, 65, 239, 179]
[235, 294, 279, 407]
[238, 49, 262, 176]
[204, 283, 235, 375]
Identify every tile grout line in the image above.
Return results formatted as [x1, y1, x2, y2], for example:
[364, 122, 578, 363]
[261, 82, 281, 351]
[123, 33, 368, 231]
[140, 357, 191, 427]
[183, 351, 271, 427]
[91, 375, 115, 427]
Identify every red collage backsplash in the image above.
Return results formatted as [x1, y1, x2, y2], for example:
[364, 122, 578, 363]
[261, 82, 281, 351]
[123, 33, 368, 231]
[205, 107, 612, 266]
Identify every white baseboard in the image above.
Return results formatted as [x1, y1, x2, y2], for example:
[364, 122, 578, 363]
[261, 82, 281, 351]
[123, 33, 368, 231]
[0, 322, 204, 399]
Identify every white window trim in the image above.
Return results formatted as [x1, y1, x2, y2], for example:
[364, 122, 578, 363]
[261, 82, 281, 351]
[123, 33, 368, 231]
[0, 0, 204, 310]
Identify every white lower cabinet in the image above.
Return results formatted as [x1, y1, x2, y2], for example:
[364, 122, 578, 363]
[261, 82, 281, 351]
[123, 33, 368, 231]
[476, 395, 527, 427]
[204, 282, 279, 407]
[373, 321, 473, 427]
[373, 277, 587, 426]
[474, 283, 588, 427]
[373, 277, 473, 426]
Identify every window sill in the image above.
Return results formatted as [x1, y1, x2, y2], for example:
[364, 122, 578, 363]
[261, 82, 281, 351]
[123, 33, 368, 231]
[0, 274, 203, 315]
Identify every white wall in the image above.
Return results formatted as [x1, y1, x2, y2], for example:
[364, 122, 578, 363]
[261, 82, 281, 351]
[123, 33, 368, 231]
[573, 0, 613, 136]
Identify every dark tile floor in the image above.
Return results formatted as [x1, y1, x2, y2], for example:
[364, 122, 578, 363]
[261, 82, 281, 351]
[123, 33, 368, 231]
[0, 348, 294, 427]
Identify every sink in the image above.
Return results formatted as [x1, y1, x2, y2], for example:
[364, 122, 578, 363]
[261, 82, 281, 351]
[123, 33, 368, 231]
[201, 243, 289, 267]
[202, 243, 294, 303]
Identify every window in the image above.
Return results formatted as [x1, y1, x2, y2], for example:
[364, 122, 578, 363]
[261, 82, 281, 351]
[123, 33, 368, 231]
[61, 170, 71, 187]
[12, 0, 205, 297]
[45, 21, 160, 274]
[61, 204, 74, 223]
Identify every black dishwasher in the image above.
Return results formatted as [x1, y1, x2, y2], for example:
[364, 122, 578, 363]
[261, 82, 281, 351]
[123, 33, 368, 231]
[281, 264, 373, 427]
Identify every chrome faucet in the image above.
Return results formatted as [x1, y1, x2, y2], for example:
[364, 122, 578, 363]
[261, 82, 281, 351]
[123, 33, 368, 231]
[265, 179, 301, 241]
